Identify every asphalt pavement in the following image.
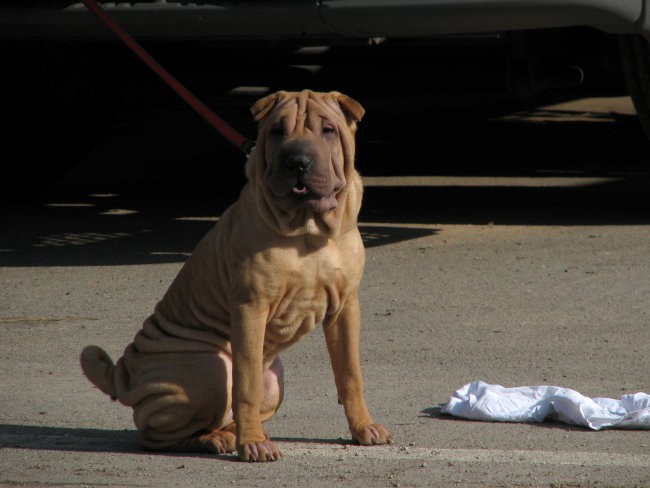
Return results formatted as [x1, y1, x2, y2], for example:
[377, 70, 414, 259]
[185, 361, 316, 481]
[1, 95, 650, 487]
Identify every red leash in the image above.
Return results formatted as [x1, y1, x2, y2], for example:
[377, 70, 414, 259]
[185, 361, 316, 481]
[81, 0, 254, 156]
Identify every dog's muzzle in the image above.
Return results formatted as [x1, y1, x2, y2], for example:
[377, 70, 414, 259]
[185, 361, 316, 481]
[269, 142, 341, 213]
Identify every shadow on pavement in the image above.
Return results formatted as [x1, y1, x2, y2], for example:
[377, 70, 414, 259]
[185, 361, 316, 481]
[1, 173, 648, 268]
[419, 407, 593, 433]
[0, 424, 141, 454]
[0, 424, 237, 460]
[0, 424, 351, 456]
[361, 176, 650, 226]
[0, 195, 439, 267]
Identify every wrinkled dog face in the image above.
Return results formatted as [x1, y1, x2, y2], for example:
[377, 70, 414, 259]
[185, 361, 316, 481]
[261, 95, 349, 214]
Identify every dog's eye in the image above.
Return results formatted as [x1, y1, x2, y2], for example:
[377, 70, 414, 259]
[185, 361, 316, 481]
[322, 125, 336, 136]
[270, 125, 284, 137]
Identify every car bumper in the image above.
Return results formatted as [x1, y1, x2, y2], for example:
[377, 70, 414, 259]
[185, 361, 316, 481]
[1, 0, 649, 40]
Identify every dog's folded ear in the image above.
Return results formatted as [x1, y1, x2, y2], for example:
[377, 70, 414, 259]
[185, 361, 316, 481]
[334, 92, 365, 124]
[251, 91, 287, 121]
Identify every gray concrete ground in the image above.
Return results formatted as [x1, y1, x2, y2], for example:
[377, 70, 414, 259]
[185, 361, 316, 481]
[1, 96, 650, 487]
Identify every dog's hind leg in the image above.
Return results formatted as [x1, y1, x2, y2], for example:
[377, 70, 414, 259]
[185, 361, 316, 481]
[165, 356, 284, 455]
[131, 348, 235, 452]
[169, 356, 284, 454]
[168, 423, 238, 454]
[260, 356, 285, 423]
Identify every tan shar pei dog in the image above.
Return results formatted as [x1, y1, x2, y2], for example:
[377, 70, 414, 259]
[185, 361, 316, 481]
[80, 89, 392, 462]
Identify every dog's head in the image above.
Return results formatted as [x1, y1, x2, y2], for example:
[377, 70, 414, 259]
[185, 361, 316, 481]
[246, 90, 364, 237]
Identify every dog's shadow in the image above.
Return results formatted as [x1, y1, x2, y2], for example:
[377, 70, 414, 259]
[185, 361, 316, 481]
[0, 424, 351, 460]
[1, 424, 144, 455]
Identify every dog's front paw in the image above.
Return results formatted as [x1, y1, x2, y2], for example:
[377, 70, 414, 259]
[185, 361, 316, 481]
[237, 440, 282, 462]
[351, 423, 393, 446]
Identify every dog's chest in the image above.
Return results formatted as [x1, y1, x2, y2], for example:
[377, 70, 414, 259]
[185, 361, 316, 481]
[264, 258, 345, 348]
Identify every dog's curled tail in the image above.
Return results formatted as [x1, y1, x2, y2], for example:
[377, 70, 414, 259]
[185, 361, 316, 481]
[80, 345, 118, 400]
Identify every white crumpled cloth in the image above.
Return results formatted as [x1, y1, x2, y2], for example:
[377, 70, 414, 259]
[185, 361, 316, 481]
[441, 381, 650, 430]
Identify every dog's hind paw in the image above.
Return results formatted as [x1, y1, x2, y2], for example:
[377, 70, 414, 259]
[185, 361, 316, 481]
[174, 429, 237, 454]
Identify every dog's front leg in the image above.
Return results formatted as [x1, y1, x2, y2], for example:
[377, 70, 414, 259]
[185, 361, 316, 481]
[323, 293, 392, 446]
[231, 304, 282, 462]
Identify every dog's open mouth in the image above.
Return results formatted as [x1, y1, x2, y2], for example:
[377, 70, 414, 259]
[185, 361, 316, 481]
[290, 180, 338, 213]
[292, 184, 310, 196]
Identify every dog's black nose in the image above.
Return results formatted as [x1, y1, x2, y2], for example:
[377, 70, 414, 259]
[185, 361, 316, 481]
[286, 154, 312, 175]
